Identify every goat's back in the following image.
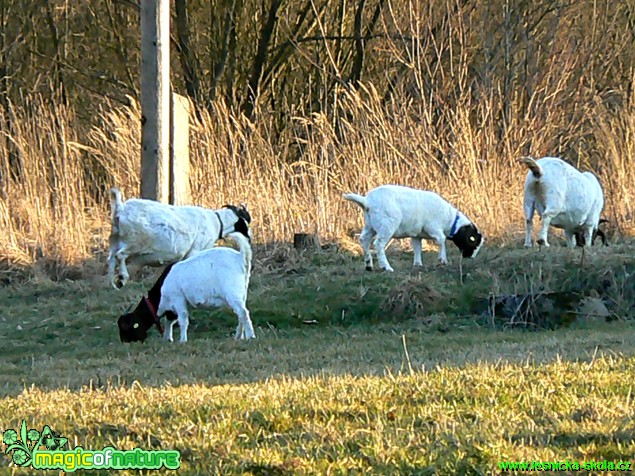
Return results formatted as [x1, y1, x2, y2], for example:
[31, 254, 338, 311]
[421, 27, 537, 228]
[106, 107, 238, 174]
[160, 247, 248, 309]
[367, 185, 449, 211]
[115, 199, 222, 262]
[365, 185, 457, 237]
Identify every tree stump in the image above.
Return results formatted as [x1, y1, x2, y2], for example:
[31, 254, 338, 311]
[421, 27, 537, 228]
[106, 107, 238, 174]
[294, 233, 320, 250]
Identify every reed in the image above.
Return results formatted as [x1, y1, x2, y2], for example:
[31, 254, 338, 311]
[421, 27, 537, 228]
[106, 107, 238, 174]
[0, 83, 633, 270]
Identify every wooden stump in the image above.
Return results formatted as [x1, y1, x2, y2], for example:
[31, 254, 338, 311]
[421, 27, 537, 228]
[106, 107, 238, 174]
[294, 233, 320, 250]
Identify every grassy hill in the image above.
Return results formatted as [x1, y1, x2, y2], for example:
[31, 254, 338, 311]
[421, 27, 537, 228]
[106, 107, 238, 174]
[1, 241, 634, 474]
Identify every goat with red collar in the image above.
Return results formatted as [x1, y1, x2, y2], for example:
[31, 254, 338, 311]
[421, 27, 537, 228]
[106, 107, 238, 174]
[108, 187, 251, 289]
[117, 217, 255, 343]
[343, 185, 484, 271]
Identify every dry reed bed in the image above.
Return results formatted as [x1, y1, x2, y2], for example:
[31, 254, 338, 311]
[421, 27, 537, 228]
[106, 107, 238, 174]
[0, 87, 634, 270]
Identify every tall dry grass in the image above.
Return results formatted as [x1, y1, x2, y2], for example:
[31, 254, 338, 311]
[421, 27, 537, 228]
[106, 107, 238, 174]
[591, 95, 635, 234]
[0, 96, 94, 267]
[0, 82, 634, 271]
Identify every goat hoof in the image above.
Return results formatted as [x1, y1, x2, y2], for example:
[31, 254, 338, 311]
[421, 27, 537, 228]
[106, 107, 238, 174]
[536, 239, 549, 247]
[365, 266, 373, 272]
[115, 275, 127, 288]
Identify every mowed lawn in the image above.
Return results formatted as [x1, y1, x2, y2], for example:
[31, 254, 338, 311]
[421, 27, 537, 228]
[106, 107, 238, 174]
[1, 241, 635, 474]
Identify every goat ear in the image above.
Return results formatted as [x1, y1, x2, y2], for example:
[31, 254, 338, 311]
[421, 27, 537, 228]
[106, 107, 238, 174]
[240, 203, 252, 223]
[234, 217, 251, 240]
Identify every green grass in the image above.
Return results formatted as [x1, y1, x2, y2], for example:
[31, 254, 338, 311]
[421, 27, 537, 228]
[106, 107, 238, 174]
[1, 240, 635, 474]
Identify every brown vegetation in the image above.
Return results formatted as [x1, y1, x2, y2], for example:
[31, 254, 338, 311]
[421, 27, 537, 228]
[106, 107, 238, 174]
[1, 0, 635, 268]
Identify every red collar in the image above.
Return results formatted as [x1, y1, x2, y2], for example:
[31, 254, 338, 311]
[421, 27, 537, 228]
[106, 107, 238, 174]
[143, 296, 164, 335]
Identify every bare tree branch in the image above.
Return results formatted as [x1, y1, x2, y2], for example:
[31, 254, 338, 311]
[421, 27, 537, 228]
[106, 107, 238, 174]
[210, 0, 240, 104]
[241, 0, 283, 120]
[348, 0, 367, 85]
[175, 0, 201, 104]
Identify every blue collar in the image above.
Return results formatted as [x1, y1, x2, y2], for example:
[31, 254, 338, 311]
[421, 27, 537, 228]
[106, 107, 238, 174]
[449, 212, 461, 238]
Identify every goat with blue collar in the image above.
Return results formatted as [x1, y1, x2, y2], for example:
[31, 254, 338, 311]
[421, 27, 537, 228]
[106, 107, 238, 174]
[343, 185, 484, 271]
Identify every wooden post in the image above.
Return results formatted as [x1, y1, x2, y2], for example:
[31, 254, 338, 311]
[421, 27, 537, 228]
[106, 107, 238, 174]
[170, 92, 191, 205]
[140, 0, 170, 202]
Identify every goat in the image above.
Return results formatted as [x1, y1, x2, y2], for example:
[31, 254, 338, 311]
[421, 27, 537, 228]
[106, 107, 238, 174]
[117, 218, 255, 343]
[343, 184, 483, 271]
[519, 157, 604, 248]
[108, 187, 251, 289]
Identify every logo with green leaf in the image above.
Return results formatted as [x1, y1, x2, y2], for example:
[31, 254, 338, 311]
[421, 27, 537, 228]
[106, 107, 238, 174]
[3, 420, 67, 467]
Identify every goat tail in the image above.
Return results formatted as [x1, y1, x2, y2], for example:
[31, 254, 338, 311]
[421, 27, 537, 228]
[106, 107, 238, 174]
[109, 187, 124, 231]
[518, 156, 543, 178]
[343, 193, 368, 211]
[229, 231, 253, 285]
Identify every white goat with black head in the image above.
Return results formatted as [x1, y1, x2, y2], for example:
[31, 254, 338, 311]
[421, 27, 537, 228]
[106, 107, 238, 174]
[343, 185, 484, 271]
[108, 187, 251, 288]
[519, 157, 605, 248]
[117, 218, 255, 343]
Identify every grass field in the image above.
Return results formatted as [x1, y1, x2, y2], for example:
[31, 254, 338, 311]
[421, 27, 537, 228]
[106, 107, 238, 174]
[1, 239, 635, 474]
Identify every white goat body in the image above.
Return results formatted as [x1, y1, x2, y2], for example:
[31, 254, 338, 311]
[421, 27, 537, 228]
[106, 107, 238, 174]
[343, 185, 483, 271]
[520, 157, 604, 248]
[108, 187, 250, 288]
[157, 231, 255, 342]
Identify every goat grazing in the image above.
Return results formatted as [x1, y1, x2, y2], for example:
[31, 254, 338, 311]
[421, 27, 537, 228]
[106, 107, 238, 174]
[519, 157, 604, 248]
[343, 185, 483, 271]
[117, 218, 255, 343]
[108, 187, 251, 289]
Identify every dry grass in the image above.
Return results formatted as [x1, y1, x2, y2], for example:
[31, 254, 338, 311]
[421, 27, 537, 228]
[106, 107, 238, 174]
[1, 0, 635, 273]
[1, 80, 635, 273]
[380, 275, 446, 319]
[3, 354, 635, 474]
[1, 314, 635, 475]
